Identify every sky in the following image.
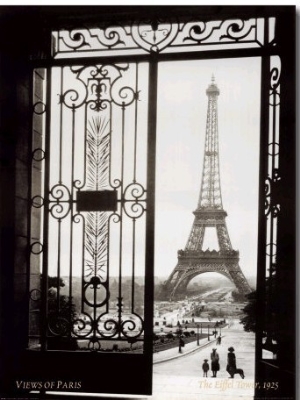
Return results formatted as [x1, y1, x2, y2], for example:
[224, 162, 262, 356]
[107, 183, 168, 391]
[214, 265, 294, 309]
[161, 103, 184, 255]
[155, 57, 261, 280]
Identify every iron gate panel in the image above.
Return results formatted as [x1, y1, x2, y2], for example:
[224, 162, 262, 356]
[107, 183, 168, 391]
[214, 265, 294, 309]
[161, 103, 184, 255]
[29, 62, 150, 354]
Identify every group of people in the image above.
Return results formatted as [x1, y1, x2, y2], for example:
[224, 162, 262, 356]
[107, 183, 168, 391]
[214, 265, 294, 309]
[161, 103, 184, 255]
[202, 346, 245, 379]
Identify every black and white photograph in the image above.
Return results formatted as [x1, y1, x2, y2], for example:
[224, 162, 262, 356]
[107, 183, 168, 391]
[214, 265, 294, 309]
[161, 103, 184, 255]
[0, 5, 296, 400]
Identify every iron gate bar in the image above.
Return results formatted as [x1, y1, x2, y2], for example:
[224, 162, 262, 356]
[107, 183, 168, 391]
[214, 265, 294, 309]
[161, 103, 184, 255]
[41, 67, 52, 351]
[69, 101, 75, 340]
[26, 65, 34, 351]
[56, 67, 63, 317]
[32, 46, 280, 69]
[131, 62, 140, 315]
[59, 67, 63, 183]
[143, 56, 157, 370]
[119, 103, 125, 311]
[255, 51, 270, 365]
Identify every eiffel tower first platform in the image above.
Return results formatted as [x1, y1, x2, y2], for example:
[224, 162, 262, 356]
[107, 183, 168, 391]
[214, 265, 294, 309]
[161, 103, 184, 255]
[162, 77, 251, 301]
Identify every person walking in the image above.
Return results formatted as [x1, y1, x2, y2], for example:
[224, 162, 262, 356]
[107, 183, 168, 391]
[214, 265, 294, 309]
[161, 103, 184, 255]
[226, 347, 245, 379]
[210, 348, 220, 377]
[226, 347, 236, 378]
[202, 359, 209, 377]
[179, 336, 185, 353]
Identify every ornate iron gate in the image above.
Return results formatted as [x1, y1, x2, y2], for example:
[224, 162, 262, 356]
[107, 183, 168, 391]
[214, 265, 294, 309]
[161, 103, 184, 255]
[17, 8, 294, 398]
[30, 62, 150, 353]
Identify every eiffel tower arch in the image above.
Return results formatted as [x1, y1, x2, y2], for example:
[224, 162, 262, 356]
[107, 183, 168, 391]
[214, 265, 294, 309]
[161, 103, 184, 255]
[162, 77, 251, 301]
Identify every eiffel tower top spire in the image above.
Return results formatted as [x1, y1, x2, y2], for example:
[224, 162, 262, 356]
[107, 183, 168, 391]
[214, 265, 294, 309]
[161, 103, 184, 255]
[197, 76, 223, 211]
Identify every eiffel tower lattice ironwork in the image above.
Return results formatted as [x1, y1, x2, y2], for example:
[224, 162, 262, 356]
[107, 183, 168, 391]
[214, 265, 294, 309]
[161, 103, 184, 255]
[163, 76, 251, 301]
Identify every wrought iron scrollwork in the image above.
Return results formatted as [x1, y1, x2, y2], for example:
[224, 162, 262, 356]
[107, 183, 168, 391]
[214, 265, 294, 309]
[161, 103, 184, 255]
[59, 64, 137, 111]
[83, 276, 109, 308]
[265, 58, 281, 219]
[49, 184, 71, 220]
[183, 21, 219, 43]
[123, 182, 146, 219]
[131, 20, 179, 53]
[265, 172, 281, 218]
[269, 66, 281, 107]
[72, 313, 93, 338]
[48, 315, 70, 336]
[52, 17, 267, 58]
[220, 19, 255, 42]
[96, 298, 144, 340]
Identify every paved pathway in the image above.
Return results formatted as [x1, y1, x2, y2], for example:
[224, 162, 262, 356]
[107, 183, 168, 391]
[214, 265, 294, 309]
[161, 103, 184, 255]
[152, 319, 255, 400]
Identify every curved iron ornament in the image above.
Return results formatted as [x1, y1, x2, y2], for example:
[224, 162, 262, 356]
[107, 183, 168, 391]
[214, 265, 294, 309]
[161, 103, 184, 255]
[265, 172, 281, 218]
[123, 182, 147, 219]
[52, 17, 268, 58]
[220, 19, 256, 42]
[49, 184, 72, 220]
[48, 315, 70, 336]
[131, 20, 179, 53]
[264, 58, 281, 219]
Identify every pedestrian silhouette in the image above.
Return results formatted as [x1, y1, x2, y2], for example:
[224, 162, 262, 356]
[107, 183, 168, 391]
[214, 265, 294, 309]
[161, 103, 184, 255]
[226, 347, 245, 379]
[179, 336, 185, 353]
[210, 348, 220, 377]
[202, 359, 209, 377]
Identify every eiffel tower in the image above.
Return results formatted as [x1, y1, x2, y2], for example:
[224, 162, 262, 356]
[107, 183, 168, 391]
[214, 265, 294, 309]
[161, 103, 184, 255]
[163, 76, 251, 301]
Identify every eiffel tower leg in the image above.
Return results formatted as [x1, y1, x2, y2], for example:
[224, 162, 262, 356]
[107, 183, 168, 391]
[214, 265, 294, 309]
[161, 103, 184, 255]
[161, 268, 184, 300]
[229, 269, 252, 295]
[163, 269, 190, 301]
[174, 276, 190, 299]
[185, 225, 205, 251]
[216, 223, 232, 251]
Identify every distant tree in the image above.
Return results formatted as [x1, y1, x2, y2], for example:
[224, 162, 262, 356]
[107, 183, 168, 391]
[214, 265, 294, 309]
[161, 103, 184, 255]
[240, 291, 257, 333]
[153, 333, 159, 341]
[240, 279, 279, 348]
[232, 290, 247, 302]
[154, 283, 166, 301]
[166, 332, 174, 340]
[44, 275, 78, 350]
